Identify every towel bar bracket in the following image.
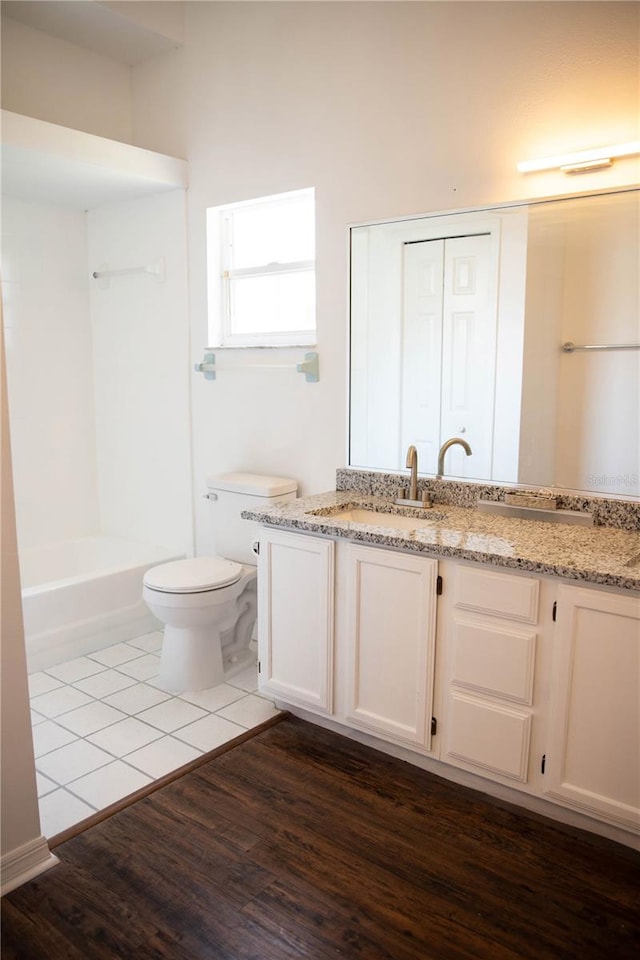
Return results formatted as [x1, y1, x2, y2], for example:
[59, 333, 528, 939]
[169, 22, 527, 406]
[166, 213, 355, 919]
[194, 352, 216, 380]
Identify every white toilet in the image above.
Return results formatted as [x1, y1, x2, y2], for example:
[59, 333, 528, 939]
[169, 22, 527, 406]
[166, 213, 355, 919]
[143, 473, 297, 693]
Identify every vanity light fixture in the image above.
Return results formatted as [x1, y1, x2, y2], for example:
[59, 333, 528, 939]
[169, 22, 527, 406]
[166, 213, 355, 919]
[517, 141, 640, 175]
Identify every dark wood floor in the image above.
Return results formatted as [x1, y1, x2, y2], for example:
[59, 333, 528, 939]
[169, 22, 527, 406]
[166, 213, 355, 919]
[3, 716, 639, 960]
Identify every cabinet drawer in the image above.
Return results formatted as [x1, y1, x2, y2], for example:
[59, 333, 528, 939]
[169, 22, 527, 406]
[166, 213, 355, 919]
[454, 566, 539, 623]
[451, 618, 536, 704]
[444, 694, 532, 782]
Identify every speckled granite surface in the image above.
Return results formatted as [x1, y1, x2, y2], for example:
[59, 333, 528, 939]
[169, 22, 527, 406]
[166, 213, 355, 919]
[336, 469, 640, 531]
[243, 491, 640, 592]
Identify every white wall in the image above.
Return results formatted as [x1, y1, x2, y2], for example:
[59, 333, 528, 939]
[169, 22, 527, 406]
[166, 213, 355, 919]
[1, 320, 54, 892]
[518, 204, 565, 486]
[0, 16, 133, 143]
[130, 0, 639, 550]
[555, 192, 640, 495]
[130, 45, 187, 159]
[1, 197, 101, 551]
[519, 191, 640, 495]
[88, 190, 192, 553]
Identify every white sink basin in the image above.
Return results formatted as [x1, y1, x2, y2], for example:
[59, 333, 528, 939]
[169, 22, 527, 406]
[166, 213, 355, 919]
[325, 507, 443, 530]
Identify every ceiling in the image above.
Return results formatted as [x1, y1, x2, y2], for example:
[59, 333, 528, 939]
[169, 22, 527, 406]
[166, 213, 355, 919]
[1, 0, 183, 65]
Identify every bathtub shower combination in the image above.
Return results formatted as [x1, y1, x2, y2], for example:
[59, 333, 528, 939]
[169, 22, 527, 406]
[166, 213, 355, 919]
[2, 150, 192, 680]
[20, 537, 182, 673]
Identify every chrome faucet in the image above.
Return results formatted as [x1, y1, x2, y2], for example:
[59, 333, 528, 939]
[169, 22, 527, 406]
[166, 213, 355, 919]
[437, 437, 472, 479]
[406, 444, 418, 501]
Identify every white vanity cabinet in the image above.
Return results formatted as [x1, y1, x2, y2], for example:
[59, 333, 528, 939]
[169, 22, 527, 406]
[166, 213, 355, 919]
[257, 531, 439, 747]
[544, 585, 640, 834]
[343, 544, 438, 749]
[257, 528, 335, 715]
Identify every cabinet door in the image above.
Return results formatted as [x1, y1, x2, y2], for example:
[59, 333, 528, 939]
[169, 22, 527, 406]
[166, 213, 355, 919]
[258, 529, 334, 715]
[345, 545, 438, 748]
[441, 617, 536, 783]
[545, 585, 640, 833]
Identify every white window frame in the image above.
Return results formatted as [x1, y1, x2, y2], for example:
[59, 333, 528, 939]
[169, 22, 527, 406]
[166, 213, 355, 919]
[207, 188, 316, 348]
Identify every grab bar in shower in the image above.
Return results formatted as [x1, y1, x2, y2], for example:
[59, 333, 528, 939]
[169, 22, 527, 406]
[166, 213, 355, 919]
[562, 341, 640, 353]
[91, 259, 165, 284]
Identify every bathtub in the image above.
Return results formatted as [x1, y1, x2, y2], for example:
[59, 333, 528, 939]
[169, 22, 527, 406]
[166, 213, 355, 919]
[20, 536, 184, 672]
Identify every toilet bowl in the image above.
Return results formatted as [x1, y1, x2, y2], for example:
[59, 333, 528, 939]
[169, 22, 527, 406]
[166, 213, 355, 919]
[143, 472, 297, 693]
[143, 556, 257, 692]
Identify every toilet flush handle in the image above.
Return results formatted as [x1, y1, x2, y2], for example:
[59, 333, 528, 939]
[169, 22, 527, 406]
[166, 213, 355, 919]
[203, 492, 218, 500]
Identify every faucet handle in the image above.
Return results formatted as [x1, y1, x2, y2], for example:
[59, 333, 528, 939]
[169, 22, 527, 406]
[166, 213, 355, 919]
[393, 487, 408, 506]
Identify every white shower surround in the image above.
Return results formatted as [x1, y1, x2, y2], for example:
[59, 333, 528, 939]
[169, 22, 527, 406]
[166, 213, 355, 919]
[2, 129, 192, 684]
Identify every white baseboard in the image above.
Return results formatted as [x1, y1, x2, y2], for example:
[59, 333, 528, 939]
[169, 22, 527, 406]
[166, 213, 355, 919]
[1, 835, 59, 896]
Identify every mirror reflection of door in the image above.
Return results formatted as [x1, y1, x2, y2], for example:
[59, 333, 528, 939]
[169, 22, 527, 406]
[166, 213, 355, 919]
[349, 214, 512, 480]
[401, 234, 498, 478]
[349, 189, 639, 496]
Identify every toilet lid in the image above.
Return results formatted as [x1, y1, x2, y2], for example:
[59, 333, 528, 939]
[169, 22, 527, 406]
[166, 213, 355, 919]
[143, 556, 243, 594]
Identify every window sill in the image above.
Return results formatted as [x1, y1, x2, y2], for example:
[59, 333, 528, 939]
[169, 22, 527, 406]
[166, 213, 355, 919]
[207, 342, 317, 351]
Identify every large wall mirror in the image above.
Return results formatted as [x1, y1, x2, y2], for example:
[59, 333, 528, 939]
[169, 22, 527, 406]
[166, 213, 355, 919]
[349, 187, 639, 498]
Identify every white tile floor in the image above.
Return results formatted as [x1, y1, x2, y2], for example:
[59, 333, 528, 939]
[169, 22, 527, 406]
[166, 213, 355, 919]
[28, 631, 279, 839]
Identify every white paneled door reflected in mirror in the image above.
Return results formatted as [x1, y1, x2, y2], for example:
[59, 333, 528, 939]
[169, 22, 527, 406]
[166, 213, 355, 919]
[349, 188, 639, 498]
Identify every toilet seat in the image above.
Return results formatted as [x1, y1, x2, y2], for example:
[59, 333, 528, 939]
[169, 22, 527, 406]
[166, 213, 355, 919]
[143, 556, 243, 594]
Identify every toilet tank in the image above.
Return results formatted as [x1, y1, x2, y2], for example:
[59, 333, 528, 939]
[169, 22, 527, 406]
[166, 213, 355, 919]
[206, 472, 297, 565]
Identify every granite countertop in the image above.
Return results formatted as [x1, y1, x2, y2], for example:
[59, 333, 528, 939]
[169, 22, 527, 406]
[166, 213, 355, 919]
[243, 491, 640, 592]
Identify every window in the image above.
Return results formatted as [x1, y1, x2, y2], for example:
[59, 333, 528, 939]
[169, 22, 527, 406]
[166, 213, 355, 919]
[207, 188, 316, 347]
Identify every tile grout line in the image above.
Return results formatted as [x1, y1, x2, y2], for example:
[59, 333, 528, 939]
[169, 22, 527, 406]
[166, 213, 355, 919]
[30, 631, 274, 837]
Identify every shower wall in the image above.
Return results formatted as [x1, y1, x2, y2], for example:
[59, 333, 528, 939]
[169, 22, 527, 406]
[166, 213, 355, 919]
[2, 197, 100, 550]
[88, 190, 192, 552]
[2, 189, 193, 559]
